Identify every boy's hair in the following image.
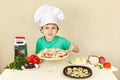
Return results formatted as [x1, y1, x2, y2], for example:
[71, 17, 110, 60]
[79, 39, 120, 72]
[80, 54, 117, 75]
[40, 24, 59, 33]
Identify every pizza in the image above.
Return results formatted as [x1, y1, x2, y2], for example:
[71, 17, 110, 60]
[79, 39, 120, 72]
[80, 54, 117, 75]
[37, 48, 70, 60]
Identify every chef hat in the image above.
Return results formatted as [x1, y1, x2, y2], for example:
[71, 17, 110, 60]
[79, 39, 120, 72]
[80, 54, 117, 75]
[34, 4, 65, 27]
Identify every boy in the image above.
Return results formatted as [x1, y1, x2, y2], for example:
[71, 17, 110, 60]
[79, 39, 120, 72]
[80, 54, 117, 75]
[34, 4, 79, 54]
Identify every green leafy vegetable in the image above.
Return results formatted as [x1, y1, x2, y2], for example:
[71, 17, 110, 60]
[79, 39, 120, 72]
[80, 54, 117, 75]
[5, 56, 27, 70]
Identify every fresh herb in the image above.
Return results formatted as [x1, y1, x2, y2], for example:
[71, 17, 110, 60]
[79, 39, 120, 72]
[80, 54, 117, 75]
[5, 55, 27, 70]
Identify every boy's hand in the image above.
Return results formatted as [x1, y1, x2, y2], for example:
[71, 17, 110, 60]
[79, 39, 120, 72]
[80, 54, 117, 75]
[69, 44, 79, 53]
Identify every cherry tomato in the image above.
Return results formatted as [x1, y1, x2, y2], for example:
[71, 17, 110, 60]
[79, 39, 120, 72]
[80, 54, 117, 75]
[33, 57, 40, 64]
[104, 62, 111, 69]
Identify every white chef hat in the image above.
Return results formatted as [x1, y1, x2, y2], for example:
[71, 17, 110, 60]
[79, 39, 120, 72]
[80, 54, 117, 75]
[34, 4, 65, 27]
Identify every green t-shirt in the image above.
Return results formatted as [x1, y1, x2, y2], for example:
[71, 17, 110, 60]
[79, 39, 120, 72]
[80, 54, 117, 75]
[35, 35, 71, 54]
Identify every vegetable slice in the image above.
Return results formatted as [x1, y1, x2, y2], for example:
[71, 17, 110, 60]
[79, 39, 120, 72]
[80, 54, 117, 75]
[88, 55, 99, 64]
[99, 56, 106, 65]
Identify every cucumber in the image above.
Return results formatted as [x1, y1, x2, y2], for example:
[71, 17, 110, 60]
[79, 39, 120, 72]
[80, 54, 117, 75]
[94, 64, 103, 69]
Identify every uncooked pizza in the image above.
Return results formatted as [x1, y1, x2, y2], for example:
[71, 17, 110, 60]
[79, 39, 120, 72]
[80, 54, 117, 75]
[37, 48, 70, 60]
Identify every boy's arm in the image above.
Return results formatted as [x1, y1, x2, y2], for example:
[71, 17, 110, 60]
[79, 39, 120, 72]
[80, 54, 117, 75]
[69, 44, 79, 53]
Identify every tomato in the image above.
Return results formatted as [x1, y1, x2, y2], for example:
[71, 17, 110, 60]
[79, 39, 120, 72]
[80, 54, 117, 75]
[44, 53, 52, 58]
[30, 54, 37, 59]
[104, 62, 111, 69]
[26, 57, 33, 63]
[33, 57, 40, 64]
[26, 54, 41, 64]
[63, 53, 68, 56]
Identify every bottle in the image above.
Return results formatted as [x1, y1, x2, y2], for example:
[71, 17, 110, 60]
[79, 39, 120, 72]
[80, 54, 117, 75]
[14, 36, 28, 60]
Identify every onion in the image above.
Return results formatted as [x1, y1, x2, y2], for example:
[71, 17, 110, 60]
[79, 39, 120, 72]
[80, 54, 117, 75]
[88, 55, 99, 64]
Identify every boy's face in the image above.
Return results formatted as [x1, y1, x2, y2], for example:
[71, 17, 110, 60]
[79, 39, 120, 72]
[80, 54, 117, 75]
[41, 24, 59, 41]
